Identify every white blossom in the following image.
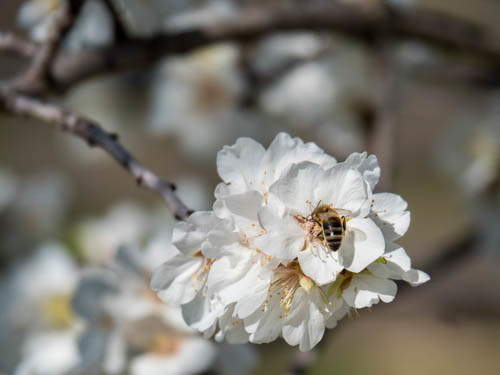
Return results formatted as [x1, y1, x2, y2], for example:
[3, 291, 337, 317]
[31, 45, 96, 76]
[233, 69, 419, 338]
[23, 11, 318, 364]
[14, 329, 81, 375]
[259, 46, 375, 129]
[7, 244, 84, 375]
[17, 0, 61, 42]
[252, 32, 326, 77]
[18, 0, 113, 48]
[152, 133, 429, 351]
[74, 230, 256, 374]
[77, 202, 150, 265]
[148, 43, 248, 159]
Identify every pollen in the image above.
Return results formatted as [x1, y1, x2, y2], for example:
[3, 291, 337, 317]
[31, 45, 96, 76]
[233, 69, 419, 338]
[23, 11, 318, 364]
[191, 257, 215, 287]
[269, 262, 315, 312]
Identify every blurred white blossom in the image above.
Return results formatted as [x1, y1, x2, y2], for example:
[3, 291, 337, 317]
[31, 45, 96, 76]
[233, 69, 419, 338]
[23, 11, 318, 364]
[73, 236, 255, 374]
[17, 0, 61, 42]
[152, 133, 429, 351]
[174, 175, 213, 212]
[5, 244, 83, 375]
[252, 32, 326, 77]
[14, 329, 81, 375]
[149, 43, 269, 160]
[438, 96, 500, 256]
[18, 0, 114, 48]
[259, 45, 375, 129]
[165, 0, 237, 32]
[110, 0, 236, 36]
[76, 202, 158, 265]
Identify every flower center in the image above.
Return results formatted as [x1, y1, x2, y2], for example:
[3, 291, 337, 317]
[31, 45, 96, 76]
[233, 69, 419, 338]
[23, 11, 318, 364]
[41, 293, 75, 329]
[266, 262, 314, 313]
[148, 333, 183, 355]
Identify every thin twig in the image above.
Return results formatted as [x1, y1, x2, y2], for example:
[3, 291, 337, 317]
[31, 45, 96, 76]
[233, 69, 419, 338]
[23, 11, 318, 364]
[0, 31, 38, 57]
[0, 84, 193, 220]
[12, 0, 86, 93]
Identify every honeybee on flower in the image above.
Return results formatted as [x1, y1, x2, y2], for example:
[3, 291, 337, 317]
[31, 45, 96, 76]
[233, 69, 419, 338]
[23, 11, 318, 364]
[152, 133, 429, 351]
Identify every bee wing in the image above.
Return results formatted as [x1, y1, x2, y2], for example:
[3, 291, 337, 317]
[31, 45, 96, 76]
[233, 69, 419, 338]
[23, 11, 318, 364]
[333, 208, 352, 216]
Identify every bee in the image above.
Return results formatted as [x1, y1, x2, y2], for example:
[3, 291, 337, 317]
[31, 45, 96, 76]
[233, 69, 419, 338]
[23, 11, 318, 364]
[310, 203, 351, 252]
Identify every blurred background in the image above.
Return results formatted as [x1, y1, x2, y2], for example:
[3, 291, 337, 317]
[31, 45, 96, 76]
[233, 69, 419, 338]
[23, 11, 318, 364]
[1, 0, 500, 374]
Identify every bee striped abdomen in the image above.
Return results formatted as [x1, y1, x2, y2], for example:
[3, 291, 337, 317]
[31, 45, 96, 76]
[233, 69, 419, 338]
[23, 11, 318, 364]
[311, 204, 349, 252]
[322, 217, 345, 252]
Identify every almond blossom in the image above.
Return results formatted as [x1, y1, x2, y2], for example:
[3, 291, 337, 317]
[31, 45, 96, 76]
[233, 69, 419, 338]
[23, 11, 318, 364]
[152, 132, 430, 351]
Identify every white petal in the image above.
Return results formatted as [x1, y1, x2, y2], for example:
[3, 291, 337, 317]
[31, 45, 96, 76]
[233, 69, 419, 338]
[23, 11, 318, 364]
[216, 191, 262, 223]
[298, 246, 343, 286]
[235, 279, 270, 319]
[344, 152, 380, 191]
[403, 269, 430, 286]
[255, 201, 304, 260]
[253, 231, 304, 261]
[260, 132, 337, 187]
[202, 217, 238, 259]
[151, 254, 204, 305]
[367, 243, 411, 279]
[326, 296, 349, 328]
[371, 193, 410, 241]
[315, 164, 368, 215]
[217, 305, 249, 344]
[342, 274, 397, 308]
[244, 293, 283, 344]
[216, 137, 266, 194]
[173, 211, 219, 256]
[282, 288, 326, 351]
[384, 244, 411, 271]
[182, 293, 220, 334]
[213, 191, 264, 237]
[339, 218, 385, 273]
[269, 161, 323, 214]
[207, 254, 271, 312]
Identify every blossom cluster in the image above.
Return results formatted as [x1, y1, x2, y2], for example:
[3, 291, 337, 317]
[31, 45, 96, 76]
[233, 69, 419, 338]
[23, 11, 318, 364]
[3, 200, 255, 375]
[152, 133, 430, 351]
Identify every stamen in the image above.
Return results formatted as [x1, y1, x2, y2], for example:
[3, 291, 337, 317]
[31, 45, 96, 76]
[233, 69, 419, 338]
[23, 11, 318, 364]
[267, 262, 317, 312]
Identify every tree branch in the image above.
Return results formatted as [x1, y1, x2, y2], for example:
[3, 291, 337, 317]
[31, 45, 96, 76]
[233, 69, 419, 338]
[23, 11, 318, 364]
[0, 31, 38, 57]
[0, 84, 193, 220]
[12, 0, 86, 93]
[14, 1, 500, 94]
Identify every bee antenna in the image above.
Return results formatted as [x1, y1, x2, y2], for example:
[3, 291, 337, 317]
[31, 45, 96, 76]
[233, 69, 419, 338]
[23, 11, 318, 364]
[314, 200, 322, 210]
